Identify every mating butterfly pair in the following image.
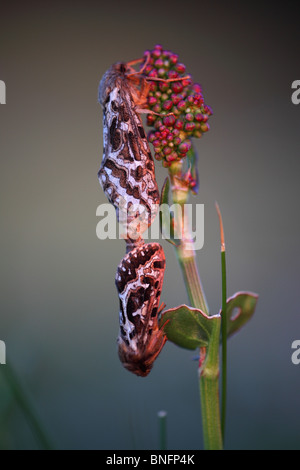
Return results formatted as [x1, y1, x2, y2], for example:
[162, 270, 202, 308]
[98, 60, 167, 376]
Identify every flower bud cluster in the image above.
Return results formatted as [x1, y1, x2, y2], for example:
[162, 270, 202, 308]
[143, 45, 212, 167]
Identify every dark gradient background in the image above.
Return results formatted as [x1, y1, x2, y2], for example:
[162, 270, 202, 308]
[0, 1, 299, 449]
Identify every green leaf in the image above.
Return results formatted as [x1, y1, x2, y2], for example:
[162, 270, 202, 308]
[159, 292, 257, 350]
[221, 291, 258, 339]
[160, 304, 220, 350]
[160, 177, 170, 206]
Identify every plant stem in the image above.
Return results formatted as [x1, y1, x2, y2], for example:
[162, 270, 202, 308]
[157, 410, 167, 450]
[221, 250, 227, 441]
[199, 319, 222, 450]
[171, 180, 223, 450]
[175, 244, 208, 313]
[216, 202, 227, 443]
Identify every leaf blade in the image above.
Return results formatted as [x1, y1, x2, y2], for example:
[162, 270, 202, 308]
[160, 304, 220, 350]
[221, 291, 258, 339]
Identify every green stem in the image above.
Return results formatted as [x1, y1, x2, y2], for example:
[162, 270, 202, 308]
[216, 201, 227, 443]
[200, 319, 222, 450]
[175, 245, 208, 313]
[157, 410, 167, 450]
[221, 250, 227, 442]
[171, 181, 222, 450]
[2, 361, 53, 450]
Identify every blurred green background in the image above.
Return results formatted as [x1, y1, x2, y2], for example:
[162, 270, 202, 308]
[0, 1, 299, 449]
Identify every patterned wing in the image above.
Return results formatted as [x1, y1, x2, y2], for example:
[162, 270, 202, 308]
[98, 63, 159, 242]
[115, 243, 166, 377]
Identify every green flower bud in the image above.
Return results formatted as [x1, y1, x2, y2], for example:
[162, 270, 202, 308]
[193, 130, 202, 138]
[200, 123, 209, 132]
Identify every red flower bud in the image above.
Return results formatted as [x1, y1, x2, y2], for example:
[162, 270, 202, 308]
[163, 115, 176, 127]
[152, 48, 162, 59]
[166, 153, 177, 162]
[193, 93, 202, 102]
[148, 96, 158, 105]
[148, 131, 156, 142]
[204, 105, 213, 115]
[175, 118, 184, 130]
[171, 81, 184, 94]
[182, 78, 192, 87]
[162, 49, 171, 58]
[144, 65, 153, 74]
[185, 113, 194, 122]
[185, 122, 195, 132]
[171, 93, 181, 105]
[178, 141, 191, 154]
[154, 119, 163, 129]
[149, 82, 157, 92]
[154, 58, 164, 68]
[148, 69, 158, 78]
[177, 100, 186, 111]
[193, 83, 202, 93]
[176, 63, 186, 73]
[170, 54, 178, 65]
[163, 146, 172, 156]
[147, 114, 156, 125]
[168, 70, 178, 79]
[159, 81, 169, 92]
[163, 100, 173, 111]
[195, 113, 204, 122]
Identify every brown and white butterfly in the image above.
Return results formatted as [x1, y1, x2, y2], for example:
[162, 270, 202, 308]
[98, 60, 159, 246]
[116, 242, 166, 377]
[98, 59, 167, 376]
